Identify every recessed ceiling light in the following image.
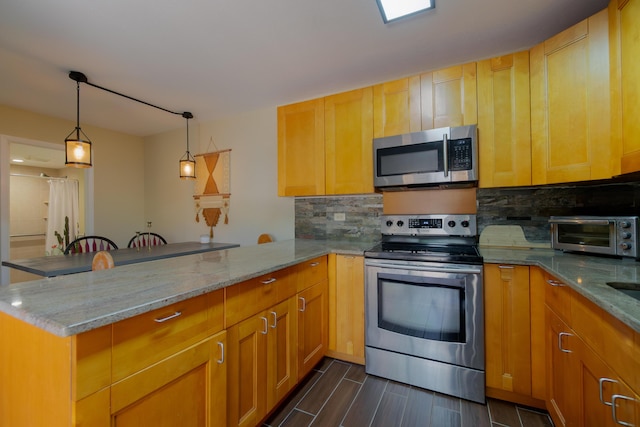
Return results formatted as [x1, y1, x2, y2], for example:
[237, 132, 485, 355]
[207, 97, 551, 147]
[377, 0, 435, 23]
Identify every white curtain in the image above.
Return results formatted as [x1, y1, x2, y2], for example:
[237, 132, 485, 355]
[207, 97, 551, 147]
[45, 179, 79, 255]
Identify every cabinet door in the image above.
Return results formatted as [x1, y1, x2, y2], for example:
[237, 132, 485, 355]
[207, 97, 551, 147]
[277, 98, 325, 196]
[111, 333, 226, 427]
[420, 62, 477, 129]
[228, 314, 268, 427]
[328, 254, 365, 364]
[373, 76, 421, 137]
[324, 87, 374, 195]
[298, 280, 328, 379]
[530, 9, 613, 185]
[611, 0, 640, 173]
[546, 307, 579, 427]
[267, 297, 298, 409]
[477, 52, 532, 188]
[485, 264, 532, 397]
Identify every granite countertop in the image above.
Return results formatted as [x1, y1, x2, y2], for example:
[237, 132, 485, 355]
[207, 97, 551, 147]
[481, 246, 640, 334]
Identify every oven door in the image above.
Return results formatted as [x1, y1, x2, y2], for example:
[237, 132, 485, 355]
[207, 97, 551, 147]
[365, 258, 484, 370]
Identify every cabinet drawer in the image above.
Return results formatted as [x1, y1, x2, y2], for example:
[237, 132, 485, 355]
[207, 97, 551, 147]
[225, 267, 295, 326]
[571, 292, 640, 392]
[543, 271, 572, 322]
[297, 256, 328, 292]
[112, 293, 213, 382]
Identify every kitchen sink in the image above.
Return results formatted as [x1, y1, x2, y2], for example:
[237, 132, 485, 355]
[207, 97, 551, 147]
[606, 282, 640, 301]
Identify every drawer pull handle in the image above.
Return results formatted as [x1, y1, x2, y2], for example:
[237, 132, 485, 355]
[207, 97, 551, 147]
[261, 278, 277, 285]
[498, 265, 514, 269]
[299, 297, 306, 312]
[217, 342, 225, 364]
[270, 311, 277, 328]
[599, 377, 618, 406]
[260, 317, 268, 334]
[547, 279, 565, 287]
[558, 332, 573, 353]
[310, 262, 320, 267]
[154, 311, 182, 323]
[612, 394, 636, 426]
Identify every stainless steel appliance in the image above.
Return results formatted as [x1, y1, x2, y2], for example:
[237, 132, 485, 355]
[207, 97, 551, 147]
[549, 216, 640, 259]
[373, 124, 478, 190]
[364, 214, 485, 403]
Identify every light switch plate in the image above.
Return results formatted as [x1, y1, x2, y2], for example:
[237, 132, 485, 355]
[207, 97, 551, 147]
[334, 212, 346, 221]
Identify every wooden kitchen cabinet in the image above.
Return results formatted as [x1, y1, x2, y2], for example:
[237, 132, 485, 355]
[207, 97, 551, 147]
[484, 264, 545, 408]
[530, 8, 615, 185]
[420, 62, 477, 129]
[277, 98, 325, 196]
[324, 87, 374, 195]
[327, 254, 365, 364]
[297, 279, 328, 379]
[610, 0, 640, 174]
[477, 51, 532, 188]
[373, 76, 421, 137]
[227, 296, 297, 427]
[111, 331, 227, 427]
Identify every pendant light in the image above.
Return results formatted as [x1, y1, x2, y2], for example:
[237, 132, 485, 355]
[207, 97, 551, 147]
[64, 71, 92, 168]
[179, 112, 196, 180]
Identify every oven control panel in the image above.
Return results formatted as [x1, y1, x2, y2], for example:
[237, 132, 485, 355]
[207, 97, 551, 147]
[381, 214, 477, 237]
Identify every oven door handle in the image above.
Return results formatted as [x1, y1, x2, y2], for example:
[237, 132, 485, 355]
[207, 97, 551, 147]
[548, 218, 613, 226]
[366, 261, 481, 274]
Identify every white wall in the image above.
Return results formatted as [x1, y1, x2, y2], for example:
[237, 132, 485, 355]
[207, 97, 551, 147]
[144, 107, 294, 246]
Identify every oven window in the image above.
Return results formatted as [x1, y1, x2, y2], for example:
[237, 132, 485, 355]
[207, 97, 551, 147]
[377, 142, 443, 176]
[378, 277, 466, 343]
[557, 223, 611, 247]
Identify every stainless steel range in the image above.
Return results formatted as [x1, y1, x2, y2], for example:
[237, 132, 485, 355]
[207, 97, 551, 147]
[364, 214, 485, 403]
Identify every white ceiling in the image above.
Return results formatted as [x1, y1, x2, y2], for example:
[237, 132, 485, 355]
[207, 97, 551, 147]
[0, 0, 609, 138]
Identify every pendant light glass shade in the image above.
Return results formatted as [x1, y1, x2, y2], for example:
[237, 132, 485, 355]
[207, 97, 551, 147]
[179, 112, 196, 180]
[65, 77, 92, 168]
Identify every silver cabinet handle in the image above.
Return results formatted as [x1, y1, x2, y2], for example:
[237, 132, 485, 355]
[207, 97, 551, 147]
[260, 317, 268, 334]
[558, 332, 573, 353]
[154, 311, 182, 323]
[612, 394, 636, 426]
[547, 279, 565, 287]
[261, 278, 277, 285]
[599, 377, 618, 406]
[217, 342, 224, 364]
[498, 265, 514, 269]
[270, 311, 277, 328]
[299, 297, 306, 312]
[310, 262, 320, 267]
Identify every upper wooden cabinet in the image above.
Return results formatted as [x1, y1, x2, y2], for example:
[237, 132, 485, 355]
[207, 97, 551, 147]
[530, 9, 615, 185]
[420, 62, 478, 129]
[477, 52, 532, 188]
[325, 88, 374, 195]
[373, 76, 421, 138]
[610, 0, 640, 174]
[277, 99, 325, 196]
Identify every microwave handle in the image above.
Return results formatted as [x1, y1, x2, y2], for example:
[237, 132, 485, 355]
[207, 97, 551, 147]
[443, 133, 449, 177]
[548, 218, 612, 226]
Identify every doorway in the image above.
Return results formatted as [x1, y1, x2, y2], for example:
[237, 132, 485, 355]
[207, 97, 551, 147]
[0, 135, 94, 285]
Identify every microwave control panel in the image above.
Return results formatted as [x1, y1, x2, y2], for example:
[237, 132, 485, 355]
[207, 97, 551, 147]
[450, 138, 473, 171]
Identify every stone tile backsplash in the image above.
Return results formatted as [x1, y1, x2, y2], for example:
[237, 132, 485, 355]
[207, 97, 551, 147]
[294, 182, 640, 244]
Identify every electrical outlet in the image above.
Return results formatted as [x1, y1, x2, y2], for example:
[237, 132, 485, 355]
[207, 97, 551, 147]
[334, 212, 346, 221]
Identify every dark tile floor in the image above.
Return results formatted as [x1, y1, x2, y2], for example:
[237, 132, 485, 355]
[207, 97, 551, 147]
[264, 358, 554, 427]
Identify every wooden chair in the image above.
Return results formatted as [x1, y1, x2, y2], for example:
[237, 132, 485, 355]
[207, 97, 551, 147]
[258, 234, 273, 244]
[127, 232, 167, 248]
[64, 236, 119, 255]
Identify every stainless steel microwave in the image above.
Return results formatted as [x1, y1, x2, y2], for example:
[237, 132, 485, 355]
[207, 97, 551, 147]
[373, 124, 478, 190]
[549, 216, 640, 259]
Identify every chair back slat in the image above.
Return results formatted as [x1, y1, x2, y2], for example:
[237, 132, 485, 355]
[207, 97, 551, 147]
[64, 236, 119, 255]
[126, 233, 167, 248]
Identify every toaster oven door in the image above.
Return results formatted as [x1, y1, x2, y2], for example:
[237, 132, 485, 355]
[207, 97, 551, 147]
[550, 218, 617, 255]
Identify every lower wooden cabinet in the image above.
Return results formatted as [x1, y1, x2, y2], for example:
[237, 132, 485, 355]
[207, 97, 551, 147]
[111, 331, 227, 427]
[227, 297, 298, 427]
[327, 254, 365, 364]
[484, 264, 545, 408]
[298, 279, 329, 380]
